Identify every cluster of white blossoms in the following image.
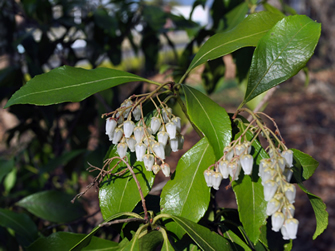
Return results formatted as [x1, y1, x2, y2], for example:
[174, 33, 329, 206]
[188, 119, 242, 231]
[105, 97, 184, 177]
[204, 112, 299, 240]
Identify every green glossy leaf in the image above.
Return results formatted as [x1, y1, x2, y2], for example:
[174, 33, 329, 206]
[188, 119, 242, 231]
[182, 85, 231, 159]
[4, 66, 152, 108]
[170, 215, 232, 251]
[70, 212, 141, 251]
[244, 15, 321, 103]
[181, 11, 283, 80]
[258, 222, 291, 251]
[0, 158, 14, 183]
[0, 208, 38, 247]
[161, 230, 174, 251]
[291, 148, 318, 180]
[262, 3, 286, 17]
[294, 180, 328, 240]
[99, 145, 155, 220]
[17, 190, 85, 223]
[27, 232, 118, 251]
[220, 225, 252, 251]
[138, 230, 164, 251]
[161, 137, 215, 238]
[232, 122, 269, 244]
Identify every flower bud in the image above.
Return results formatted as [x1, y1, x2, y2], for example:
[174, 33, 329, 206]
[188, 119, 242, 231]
[135, 143, 147, 161]
[153, 142, 165, 160]
[263, 180, 278, 201]
[212, 171, 223, 190]
[172, 117, 181, 132]
[284, 218, 299, 239]
[151, 117, 161, 134]
[243, 141, 252, 154]
[152, 164, 160, 174]
[204, 169, 213, 187]
[228, 161, 241, 180]
[166, 122, 177, 139]
[126, 136, 136, 152]
[157, 131, 169, 146]
[266, 198, 281, 216]
[282, 150, 294, 168]
[224, 146, 234, 161]
[284, 184, 296, 203]
[132, 106, 141, 121]
[162, 107, 172, 123]
[272, 212, 285, 232]
[123, 120, 135, 138]
[235, 144, 245, 156]
[134, 126, 144, 143]
[112, 128, 123, 144]
[261, 168, 275, 185]
[143, 154, 154, 171]
[161, 163, 171, 177]
[218, 160, 229, 179]
[117, 142, 128, 159]
[281, 225, 290, 240]
[170, 138, 179, 152]
[240, 154, 254, 175]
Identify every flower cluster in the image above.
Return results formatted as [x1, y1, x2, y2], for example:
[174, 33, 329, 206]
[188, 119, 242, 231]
[204, 110, 299, 240]
[105, 96, 183, 177]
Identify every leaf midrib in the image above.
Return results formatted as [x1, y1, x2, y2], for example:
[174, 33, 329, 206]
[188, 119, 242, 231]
[0, 211, 33, 240]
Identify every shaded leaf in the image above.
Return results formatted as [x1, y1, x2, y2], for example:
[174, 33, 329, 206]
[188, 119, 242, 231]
[5, 66, 152, 108]
[291, 148, 318, 181]
[220, 225, 252, 251]
[0, 208, 38, 247]
[0, 158, 14, 183]
[161, 137, 215, 238]
[27, 232, 118, 251]
[181, 11, 283, 80]
[17, 190, 85, 223]
[138, 230, 164, 251]
[170, 215, 232, 251]
[182, 85, 231, 159]
[244, 15, 321, 103]
[223, 2, 249, 31]
[99, 145, 155, 220]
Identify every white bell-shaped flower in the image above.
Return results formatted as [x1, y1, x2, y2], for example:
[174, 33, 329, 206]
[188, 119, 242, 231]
[271, 212, 285, 232]
[243, 141, 252, 154]
[162, 107, 172, 123]
[282, 150, 294, 168]
[166, 122, 177, 139]
[284, 184, 296, 203]
[121, 99, 133, 118]
[177, 134, 184, 150]
[157, 131, 169, 146]
[269, 148, 281, 158]
[212, 171, 223, 190]
[150, 117, 161, 134]
[153, 142, 165, 160]
[261, 168, 275, 185]
[218, 160, 229, 179]
[263, 180, 278, 201]
[152, 164, 160, 174]
[240, 154, 254, 175]
[284, 218, 299, 239]
[172, 117, 181, 132]
[234, 144, 245, 156]
[105, 118, 117, 140]
[134, 126, 144, 143]
[281, 225, 290, 240]
[126, 136, 136, 152]
[170, 138, 179, 152]
[276, 156, 286, 172]
[132, 106, 141, 121]
[161, 163, 170, 177]
[112, 128, 123, 144]
[143, 154, 154, 171]
[283, 168, 293, 182]
[224, 146, 234, 161]
[123, 120, 135, 138]
[266, 198, 281, 216]
[146, 127, 153, 135]
[259, 159, 271, 177]
[204, 169, 213, 187]
[165, 142, 172, 157]
[117, 142, 128, 159]
[282, 204, 295, 218]
[135, 143, 147, 161]
[228, 161, 241, 180]
[116, 112, 124, 125]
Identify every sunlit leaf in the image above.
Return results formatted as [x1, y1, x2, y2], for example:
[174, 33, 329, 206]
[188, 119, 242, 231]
[291, 148, 318, 180]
